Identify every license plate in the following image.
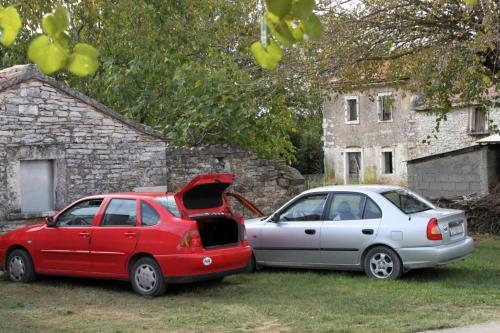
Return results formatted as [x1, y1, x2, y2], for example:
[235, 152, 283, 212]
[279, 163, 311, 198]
[449, 221, 464, 236]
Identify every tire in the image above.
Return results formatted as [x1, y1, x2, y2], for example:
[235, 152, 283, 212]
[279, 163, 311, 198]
[130, 257, 167, 297]
[363, 246, 402, 280]
[6, 249, 36, 283]
[246, 254, 256, 273]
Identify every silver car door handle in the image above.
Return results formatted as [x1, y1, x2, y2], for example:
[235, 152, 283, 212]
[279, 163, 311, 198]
[305, 229, 316, 235]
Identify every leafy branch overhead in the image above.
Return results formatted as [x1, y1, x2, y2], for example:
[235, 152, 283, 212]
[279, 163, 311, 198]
[0, 5, 98, 77]
[251, 0, 324, 69]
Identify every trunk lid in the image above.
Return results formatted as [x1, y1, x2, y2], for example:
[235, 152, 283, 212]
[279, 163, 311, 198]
[175, 173, 234, 217]
[411, 208, 467, 244]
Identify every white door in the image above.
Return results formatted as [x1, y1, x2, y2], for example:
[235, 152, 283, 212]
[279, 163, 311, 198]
[20, 160, 54, 213]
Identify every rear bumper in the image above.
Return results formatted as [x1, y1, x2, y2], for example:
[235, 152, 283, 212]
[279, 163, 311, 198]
[155, 244, 252, 282]
[397, 237, 474, 269]
[165, 266, 248, 283]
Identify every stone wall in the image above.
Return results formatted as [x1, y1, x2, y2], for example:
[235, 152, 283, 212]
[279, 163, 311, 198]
[0, 65, 167, 228]
[407, 146, 489, 199]
[165, 145, 304, 216]
[409, 107, 500, 159]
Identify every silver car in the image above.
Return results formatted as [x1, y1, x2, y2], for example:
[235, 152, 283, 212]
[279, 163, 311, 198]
[245, 185, 474, 279]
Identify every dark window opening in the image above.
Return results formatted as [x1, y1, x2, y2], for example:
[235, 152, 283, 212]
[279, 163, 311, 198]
[470, 107, 487, 133]
[347, 98, 358, 122]
[383, 152, 393, 174]
[378, 94, 393, 121]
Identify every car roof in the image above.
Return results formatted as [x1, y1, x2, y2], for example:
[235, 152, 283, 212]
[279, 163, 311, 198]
[82, 192, 172, 200]
[302, 184, 404, 195]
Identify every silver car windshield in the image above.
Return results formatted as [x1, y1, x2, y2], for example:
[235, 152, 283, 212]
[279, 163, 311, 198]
[382, 190, 433, 214]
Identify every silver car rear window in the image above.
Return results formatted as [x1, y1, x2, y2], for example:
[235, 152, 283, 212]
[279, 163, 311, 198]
[382, 190, 432, 214]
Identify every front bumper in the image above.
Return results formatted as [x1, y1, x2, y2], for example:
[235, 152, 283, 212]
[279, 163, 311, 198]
[397, 236, 474, 269]
[155, 244, 252, 283]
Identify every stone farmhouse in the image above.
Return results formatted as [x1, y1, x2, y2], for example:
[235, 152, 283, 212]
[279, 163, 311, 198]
[322, 82, 500, 191]
[0, 65, 303, 231]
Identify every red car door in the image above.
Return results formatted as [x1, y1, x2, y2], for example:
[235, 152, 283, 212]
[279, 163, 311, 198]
[34, 198, 104, 273]
[90, 198, 140, 277]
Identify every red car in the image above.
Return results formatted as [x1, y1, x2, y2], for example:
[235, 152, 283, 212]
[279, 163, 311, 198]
[0, 174, 252, 296]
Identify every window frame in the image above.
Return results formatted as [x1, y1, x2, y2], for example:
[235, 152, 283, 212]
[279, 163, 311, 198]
[377, 92, 394, 123]
[55, 198, 104, 227]
[99, 198, 139, 227]
[273, 192, 330, 223]
[344, 96, 360, 125]
[323, 192, 383, 222]
[381, 190, 434, 215]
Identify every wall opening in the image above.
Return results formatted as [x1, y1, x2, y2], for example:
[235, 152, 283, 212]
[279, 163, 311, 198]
[346, 152, 361, 184]
[20, 160, 55, 213]
[382, 151, 394, 174]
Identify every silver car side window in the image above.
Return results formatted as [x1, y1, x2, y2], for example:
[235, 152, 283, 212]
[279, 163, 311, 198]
[328, 194, 366, 221]
[278, 194, 327, 222]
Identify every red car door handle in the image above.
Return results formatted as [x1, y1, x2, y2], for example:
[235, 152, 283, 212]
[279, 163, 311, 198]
[124, 232, 136, 238]
[79, 232, 90, 237]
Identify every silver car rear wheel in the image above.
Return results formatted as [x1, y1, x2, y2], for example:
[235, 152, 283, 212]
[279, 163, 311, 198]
[364, 246, 402, 280]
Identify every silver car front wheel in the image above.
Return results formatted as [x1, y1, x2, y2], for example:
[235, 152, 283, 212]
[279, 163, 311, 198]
[364, 246, 402, 280]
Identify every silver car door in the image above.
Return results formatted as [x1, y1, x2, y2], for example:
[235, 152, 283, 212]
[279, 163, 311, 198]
[320, 193, 382, 266]
[258, 193, 328, 267]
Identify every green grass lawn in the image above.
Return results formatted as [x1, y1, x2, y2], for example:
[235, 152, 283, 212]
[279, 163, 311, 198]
[1, 236, 499, 333]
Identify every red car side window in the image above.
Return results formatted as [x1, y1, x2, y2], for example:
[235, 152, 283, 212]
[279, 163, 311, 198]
[101, 199, 137, 227]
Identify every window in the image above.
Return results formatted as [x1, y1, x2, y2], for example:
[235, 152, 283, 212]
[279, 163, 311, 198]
[327, 194, 382, 221]
[20, 160, 55, 213]
[382, 151, 394, 174]
[363, 198, 382, 219]
[56, 199, 103, 227]
[141, 201, 160, 226]
[328, 193, 365, 220]
[469, 107, 487, 134]
[382, 190, 433, 214]
[154, 196, 181, 218]
[101, 199, 137, 226]
[377, 93, 393, 122]
[345, 96, 359, 124]
[278, 194, 328, 222]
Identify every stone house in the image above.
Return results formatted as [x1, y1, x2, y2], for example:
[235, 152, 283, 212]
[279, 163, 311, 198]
[0, 65, 304, 231]
[322, 82, 500, 186]
[0, 65, 167, 227]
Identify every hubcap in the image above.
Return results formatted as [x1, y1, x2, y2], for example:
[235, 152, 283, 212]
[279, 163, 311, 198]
[134, 264, 157, 293]
[369, 252, 394, 279]
[9, 256, 25, 281]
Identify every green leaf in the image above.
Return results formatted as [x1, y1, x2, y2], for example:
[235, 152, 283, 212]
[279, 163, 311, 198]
[266, 19, 295, 47]
[292, 0, 315, 20]
[265, 0, 292, 18]
[28, 35, 69, 74]
[292, 27, 304, 42]
[251, 40, 282, 70]
[42, 5, 69, 37]
[42, 15, 57, 36]
[67, 43, 100, 76]
[464, 0, 478, 4]
[53, 5, 70, 31]
[0, 6, 22, 46]
[303, 14, 323, 40]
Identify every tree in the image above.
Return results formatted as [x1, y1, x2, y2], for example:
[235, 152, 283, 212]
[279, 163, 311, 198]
[1, 0, 324, 163]
[314, 0, 498, 116]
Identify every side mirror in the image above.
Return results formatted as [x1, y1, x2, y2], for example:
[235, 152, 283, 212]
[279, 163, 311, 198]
[46, 216, 56, 227]
[269, 213, 279, 223]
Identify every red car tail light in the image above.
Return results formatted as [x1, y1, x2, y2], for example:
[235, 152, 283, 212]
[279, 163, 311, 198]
[180, 230, 202, 248]
[426, 218, 443, 241]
